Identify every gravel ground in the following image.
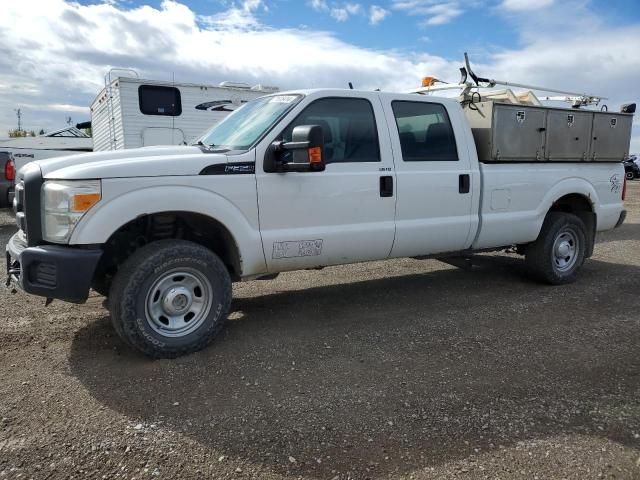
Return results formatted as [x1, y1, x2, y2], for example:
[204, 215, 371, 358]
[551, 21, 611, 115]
[0, 183, 639, 480]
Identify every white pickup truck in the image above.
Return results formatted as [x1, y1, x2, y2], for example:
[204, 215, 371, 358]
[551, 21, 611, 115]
[6, 89, 629, 358]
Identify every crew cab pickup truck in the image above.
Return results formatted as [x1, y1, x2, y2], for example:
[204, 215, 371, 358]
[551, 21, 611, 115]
[6, 89, 628, 358]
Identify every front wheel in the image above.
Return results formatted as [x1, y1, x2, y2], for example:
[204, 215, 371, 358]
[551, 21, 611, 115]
[525, 212, 587, 285]
[109, 240, 232, 358]
[627, 171, 635, 180]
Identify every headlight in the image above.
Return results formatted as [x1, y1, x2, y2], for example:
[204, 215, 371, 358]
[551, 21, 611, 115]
[41, 180, 101, 243]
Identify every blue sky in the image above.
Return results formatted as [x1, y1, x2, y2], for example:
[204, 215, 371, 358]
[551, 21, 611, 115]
[1, 0, 639, 151]
[71, 0, 640, 59]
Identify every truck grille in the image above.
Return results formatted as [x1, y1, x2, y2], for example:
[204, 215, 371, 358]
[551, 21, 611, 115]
[14, 180, 26, 234]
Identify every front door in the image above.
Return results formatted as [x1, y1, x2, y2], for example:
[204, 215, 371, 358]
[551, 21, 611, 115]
[255, 93, 396, 272]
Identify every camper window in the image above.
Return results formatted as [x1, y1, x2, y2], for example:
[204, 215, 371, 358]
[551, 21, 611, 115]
[138, 85, 182, 116]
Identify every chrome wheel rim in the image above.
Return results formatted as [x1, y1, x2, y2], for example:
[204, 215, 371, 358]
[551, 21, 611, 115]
[145, 268, 213, 338]
[552, 229, 579, 273]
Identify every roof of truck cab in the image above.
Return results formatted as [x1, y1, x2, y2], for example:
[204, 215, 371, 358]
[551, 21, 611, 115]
[266, 88, 458, 103]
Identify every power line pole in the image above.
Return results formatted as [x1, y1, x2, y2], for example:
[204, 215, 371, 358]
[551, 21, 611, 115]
[15, 108, 22, 132]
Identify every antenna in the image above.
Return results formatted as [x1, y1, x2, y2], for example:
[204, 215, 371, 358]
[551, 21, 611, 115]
[65, 116, 73, 126]
[14, 108, 22, 132]
[348, 82, 354, 90]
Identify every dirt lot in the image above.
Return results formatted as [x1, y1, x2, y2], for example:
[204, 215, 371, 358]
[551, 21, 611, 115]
[1, 184, 639, 480]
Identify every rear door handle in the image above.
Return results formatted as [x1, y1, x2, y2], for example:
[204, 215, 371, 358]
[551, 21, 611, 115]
[459, 174, 470, 194]
[380, 176, 393, 197]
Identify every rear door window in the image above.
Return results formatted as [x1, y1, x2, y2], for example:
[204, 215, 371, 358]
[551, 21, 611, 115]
[391, 101, 458, 161]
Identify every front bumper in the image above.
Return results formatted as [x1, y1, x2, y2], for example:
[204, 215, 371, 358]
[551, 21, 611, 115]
[6, 231, 102, 303]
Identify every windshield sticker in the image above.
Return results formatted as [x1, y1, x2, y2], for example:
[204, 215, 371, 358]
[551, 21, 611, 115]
[269, 95, 298, 104]
[272, 240, 323, 259]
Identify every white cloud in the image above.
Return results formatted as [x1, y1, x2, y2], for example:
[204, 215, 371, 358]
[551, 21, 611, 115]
[309, 1, 365, 22]
[501, 0, 554, 11]
[391, 1, 465, 26]
[330, 8, 350, 21]
[201, 0, 266, 28]
[0, 0, 637, 153]
[369, 5, 390, 25]
[309, 0, 329, 11]
[0, 0, 455, 134]
[422, 3, 463, 25]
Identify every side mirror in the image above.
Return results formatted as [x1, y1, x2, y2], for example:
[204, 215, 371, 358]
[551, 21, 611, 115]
[264, 125, 325, 173]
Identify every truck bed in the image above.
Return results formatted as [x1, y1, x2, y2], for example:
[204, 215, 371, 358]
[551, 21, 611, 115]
[474, 162, 624, 250]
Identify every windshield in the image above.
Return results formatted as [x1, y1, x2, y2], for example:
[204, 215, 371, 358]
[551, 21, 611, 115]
[198, 94, 302, 150]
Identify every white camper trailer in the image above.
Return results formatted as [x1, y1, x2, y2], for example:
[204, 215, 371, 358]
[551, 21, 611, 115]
[91, 70, 279, 151]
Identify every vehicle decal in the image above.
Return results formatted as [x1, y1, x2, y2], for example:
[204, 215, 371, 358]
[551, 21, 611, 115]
[272, 240, 323, 259]
[567, 114, 574, 127]
[199, 162, 255, 175]
[268, 95, 298, 104]
[610, 174, 622, 193]
[195, 99, 248, 112]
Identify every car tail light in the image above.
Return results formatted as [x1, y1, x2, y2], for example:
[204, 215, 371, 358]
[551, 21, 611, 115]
[622, 176, 627, 201]
[4, 158, 15, 181]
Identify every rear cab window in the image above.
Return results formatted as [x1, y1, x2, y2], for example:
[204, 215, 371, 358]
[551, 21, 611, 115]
[391, 101, 458, 161]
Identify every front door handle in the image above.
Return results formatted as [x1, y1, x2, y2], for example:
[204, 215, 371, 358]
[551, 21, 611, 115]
[459, 174, 470, 194]
[380, 176, 393, 197]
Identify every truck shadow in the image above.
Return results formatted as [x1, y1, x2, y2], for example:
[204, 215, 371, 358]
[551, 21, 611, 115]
[596, 222, 640, 244]
[68, 256, 640, 478]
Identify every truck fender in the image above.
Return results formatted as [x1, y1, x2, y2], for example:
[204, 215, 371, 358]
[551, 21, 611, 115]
[533, 177, 599, 238]
[70, 185, 267, 276]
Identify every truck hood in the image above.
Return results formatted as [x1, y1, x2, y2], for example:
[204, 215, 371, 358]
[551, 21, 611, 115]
[25, 145, 230, 180]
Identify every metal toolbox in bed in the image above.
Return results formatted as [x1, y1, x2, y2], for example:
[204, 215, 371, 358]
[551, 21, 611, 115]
[464, 101, 633, 162]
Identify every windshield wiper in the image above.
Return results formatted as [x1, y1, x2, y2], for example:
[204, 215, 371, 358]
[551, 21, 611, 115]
[195, 140, 215, 147]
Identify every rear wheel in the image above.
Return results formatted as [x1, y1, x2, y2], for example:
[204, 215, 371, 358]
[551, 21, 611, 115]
[525, 212, 587, 285]
[109, 240, 232, 358]
[627, 171, 635, 180]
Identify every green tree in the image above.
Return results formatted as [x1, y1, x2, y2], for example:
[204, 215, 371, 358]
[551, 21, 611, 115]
[8, 129, 27, 138]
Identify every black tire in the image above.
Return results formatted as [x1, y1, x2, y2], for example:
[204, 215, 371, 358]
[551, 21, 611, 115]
[525, 212, 587, 285]
[627, 171, 635, 180]
[91, 275, 112, 297]
[108, 240, 232, 358]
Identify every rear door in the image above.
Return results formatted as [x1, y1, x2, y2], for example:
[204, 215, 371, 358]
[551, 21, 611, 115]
[255, 92, 397, 272]
[380, 94, 475, 257]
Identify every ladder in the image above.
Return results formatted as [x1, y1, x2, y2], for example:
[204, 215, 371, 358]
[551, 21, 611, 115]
[410, 53, 607, 109]
[104, 68, 139, 150]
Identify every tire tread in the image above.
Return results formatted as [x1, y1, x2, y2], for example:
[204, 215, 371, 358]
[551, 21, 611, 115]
[108, 240, 231, 358]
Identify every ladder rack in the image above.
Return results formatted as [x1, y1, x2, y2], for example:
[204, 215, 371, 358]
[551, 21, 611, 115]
[409, 53, 607, 109]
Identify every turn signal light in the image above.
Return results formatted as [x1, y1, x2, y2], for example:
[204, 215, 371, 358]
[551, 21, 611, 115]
[308, 147, 322, 164]
[72, 192, 101, 212]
